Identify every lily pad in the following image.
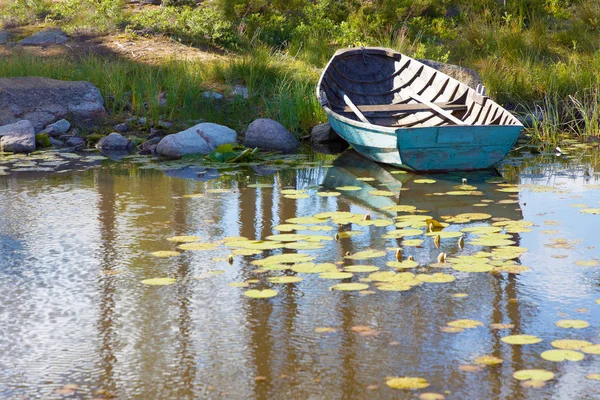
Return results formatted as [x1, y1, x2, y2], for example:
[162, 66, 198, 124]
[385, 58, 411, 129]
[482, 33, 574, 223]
[167, 235, 202, 243]
[540, 349, 584, 362]
[151, 251, 181, 258]
[501, 335, 543, 345]
[386, 377, 430, 390]
[551, 339, 592, 350]
[447, 319, 483, 329]
[141, 277, 176, 286]
[244, 289, 278, 298]
[330, 283, 370, 291]
[268, 276, 303, 284]
[555, 319, 589, 329]
[345, 250, 387, 260]
[513, 369, 554, 381]
[416, 273, 456, 283]
[319, 271, 353, 279]
[177, 242, 219, 251]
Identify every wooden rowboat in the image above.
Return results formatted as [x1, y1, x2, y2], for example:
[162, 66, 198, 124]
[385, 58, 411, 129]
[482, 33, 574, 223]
[316, 47, 523, 171]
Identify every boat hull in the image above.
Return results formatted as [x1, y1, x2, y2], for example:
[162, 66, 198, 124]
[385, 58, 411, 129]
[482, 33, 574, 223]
[327, 111, 521, 172]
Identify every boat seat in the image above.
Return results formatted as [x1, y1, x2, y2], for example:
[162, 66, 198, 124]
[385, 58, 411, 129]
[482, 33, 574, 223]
[343, 102, 468, 114]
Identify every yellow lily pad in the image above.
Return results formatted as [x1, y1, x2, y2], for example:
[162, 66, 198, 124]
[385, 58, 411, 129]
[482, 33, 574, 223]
[390, 170, 408, 174]
[206, 188, 231, 193]
[281, 189, 306, 195]
[316, 191, 341, 197]
[344, 265, 380, 273]
[252, 254, 315, 266]
[580, 208, 600, 214]
[336, 185, 362, 191]
[474, 355, 503, 365]
[287, 216, 327, 224]
[401, 239, 424, 246]
[386, 260, 419, 269]
[369, 190, 396, 196]
[274, 224, 308, 232]
[416, 273, 456, 283]
[586, 374, 600, 380]
[232, 248, 263, 256]
[266, 234, 309, 242]
[314, 327, 337, 333]
[540, 349, 584, 362]
[551, 339, 592, 350]
[424, 231, 463, 239]
[501, 335, 543, 345]
[167, 235, 202, 243]
[555, 319, 589, 329]
[268, 276, 303, 284]
[228, 281, 250, 288]
[336, 231, 364, 239]
[513, 369, 554, 381]
[150, 251, 181, 258]
[141, 277, 176, 286]
[244, 289, 278, 298]
[575, 260, 600, 267]
[291, 263, 336, 273]
[447, 319, 483, 329]
[414, 179, 436, 184]
[452, 263, 495, 273]
[330, 283, 370, 291]
[283, 242, 325, 250]
[177, 242, 219, 251]
[345, 250, 387, 260]
[386, 377, 430, 390]
[581, 344, 600, 354]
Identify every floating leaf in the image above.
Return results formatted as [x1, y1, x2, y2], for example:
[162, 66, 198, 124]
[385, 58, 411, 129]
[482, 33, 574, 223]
[284, 193, 310, 199]
[207, 188, 231, 193]
[315, 327, 337, 333]
[402, 239, 424, 246]
[386, 260, 419, 269]
[555, 320, 589, 329]
[416, 273, 456, 283]
[586, 374, 600, 380]
[316, 191, 341, 197]
[551, 339, 592, 350]
[268, 276, 303, 284]
[274, 224, 307, 232]
[228, 281, 250, 288]
[580, 208, 600, 214]
[244, 289, 278, 298]
[284, 242, 325, 250]
[386, 377, 430, 390]
[291, 263, 335, 273]
[336, 186, 362, 191]
[540, 349, 584, 362]
[252, 254, 315, 266]
[232, 248, 262, 256]
[151, 251, 181, 258]
[336, 231, 364, 239]
[319, 271, 353, 279]
[419, 393, 446, 400]
[287, 216, 327, 224]
[382, 205, 418, 212]
[330, 283, 369, 291]
[141, 278, 176, 286]
[474, 355, 503, 365]
[424, 231, 463, 239]
[581, 344, 600, 354]
[377, 282, 414, 291]
[501, 335, 542, 345]
[281, 189, 306, 195]
[513, 369, 554, 382]
[247, 183, 274, 188]
[345, 250, 387, 260]
[345, 265, 380, 273]
[414, 179, 436, 184]
[266, 234, 309, 242]
[369, 190, 396, 196]
[575, 260, 600, 267]
[390, 170, 408, 174]
[382, 229, 424, 239]
[447, 319, 483, 329]
[452, 263, 494, 273]
[167, 235, 202, 243]
[177, 242, 219, 251]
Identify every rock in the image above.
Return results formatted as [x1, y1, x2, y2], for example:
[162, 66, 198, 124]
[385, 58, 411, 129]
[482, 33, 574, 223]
[0, 31, 11, 45]
[232, 85, 249, 99]
[310, 123, 343, 143]
[417, 59, 483, 89]
[96, 132, 133, 150]
[0, 120, 36, 153]
[19, 28, 68, 46]
[156, 122, 237, 158]
[138, 136, 161, 155]
[63, 136, 86, 149]
[0, 77, 106, 132]
[41, 119, 71, 137]
[243, 118, 300, 153]
[157, 92, 167, 107]
[138, 117, 147, 125]
[157, 120, 172, 129]
[203, 91, 224, 100]
[49, 137, 64, 147]
[113, 123, 129, 133]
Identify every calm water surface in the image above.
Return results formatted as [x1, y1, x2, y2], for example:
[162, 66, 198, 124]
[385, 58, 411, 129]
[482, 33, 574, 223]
[1, 145, 600, 399]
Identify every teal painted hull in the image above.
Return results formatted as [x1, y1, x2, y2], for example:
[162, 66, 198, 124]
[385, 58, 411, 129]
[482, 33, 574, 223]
[326, 111, 521, 171]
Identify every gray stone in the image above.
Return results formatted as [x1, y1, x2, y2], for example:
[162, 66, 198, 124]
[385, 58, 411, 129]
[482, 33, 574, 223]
[138, 117, 147, 125]
[0, 31, 10, 45]
[232, 85, 249, 99]
[0, 120, 36, 153]
[49, 137, 64, 147]
[96, 132, 133, 150]
[63, 136, 86, 149]
[156, 122, 237, 158]
[310, 123, 343, 143]
[138, 136, 161, 155]
[42, 118, 71, 137]
[0, 77, 106, 132]
[203, 91, 224, 100]
[20, 28, 68, 46]
[417, 59, 483, 89]
[113, 123, 129, 133]
[243, 118, 300, 153]
[157, 120, 172, 129]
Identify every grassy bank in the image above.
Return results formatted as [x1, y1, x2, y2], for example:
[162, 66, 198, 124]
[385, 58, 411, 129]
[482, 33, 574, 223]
[2, 0, 600, 141]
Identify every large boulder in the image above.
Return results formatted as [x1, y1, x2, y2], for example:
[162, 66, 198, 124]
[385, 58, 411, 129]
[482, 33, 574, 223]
[418, 59, 483, 89]
[0, 77, 106, 132]
[0, 120, 36, 153]
[243, 118, 300, 153]
[96, 132, 133, 150]
[311, 122, 343, 144]
[0, 31, 10, 45]
[156, 122, 237, 158]
[19, 28, 68, 46]
[41, 119, 71, 137]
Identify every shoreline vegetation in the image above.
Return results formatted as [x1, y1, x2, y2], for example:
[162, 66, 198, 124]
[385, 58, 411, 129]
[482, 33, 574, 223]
[1, 0, 600, 146]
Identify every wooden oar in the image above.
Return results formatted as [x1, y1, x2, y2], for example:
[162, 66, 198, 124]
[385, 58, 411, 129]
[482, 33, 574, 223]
[339, 91, 372, 125]
[402, 88, 466, 125]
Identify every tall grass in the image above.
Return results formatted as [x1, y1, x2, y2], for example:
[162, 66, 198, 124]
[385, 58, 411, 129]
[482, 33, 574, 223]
[0, 48, 326, 136]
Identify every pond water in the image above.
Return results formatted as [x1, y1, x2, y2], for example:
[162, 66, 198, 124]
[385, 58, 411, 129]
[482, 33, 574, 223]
[1, 143, 600, 400]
